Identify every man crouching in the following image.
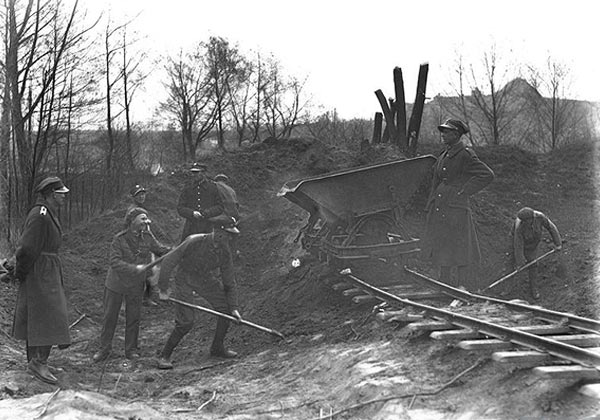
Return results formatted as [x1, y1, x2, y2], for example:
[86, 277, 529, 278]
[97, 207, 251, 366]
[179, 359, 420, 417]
[156, 215, 242, 369]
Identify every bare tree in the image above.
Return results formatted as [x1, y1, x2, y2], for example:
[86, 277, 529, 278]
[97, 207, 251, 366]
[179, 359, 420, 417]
[440, 52, 476, 146]
[468, 43, 522, 145]
[204, 36, 246, 150]
[526, 57, 585, 150]
[160, 44, 216, 161]
[2, 0, 97, 219]
[120, 24, 147, 167]
[262, 57, 310, 140]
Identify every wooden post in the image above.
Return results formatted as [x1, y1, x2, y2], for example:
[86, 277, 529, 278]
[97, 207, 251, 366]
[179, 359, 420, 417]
[393, 67, 407, 151]
[372, 112, 383, 144]
[374, 89, 397, 141]
[406, 63, 429, 157]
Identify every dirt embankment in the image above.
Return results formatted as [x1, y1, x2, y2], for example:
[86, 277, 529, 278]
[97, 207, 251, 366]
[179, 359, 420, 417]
[0, 138, 599, 419]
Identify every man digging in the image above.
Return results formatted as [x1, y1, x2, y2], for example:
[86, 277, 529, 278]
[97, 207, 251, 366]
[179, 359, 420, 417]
[156, 215, 242, 369]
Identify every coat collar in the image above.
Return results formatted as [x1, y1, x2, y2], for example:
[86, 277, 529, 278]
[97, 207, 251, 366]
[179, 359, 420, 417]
[443, 140, 466, 158]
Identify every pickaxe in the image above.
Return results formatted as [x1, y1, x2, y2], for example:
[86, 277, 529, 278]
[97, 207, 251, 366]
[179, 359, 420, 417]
[481, 248, 557, 292]
[167, 297, 285, 339]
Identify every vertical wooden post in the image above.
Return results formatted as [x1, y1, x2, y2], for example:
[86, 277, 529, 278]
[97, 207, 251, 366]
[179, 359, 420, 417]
[374, 89, 397, 142]
[372, 112, 383, 144]
[407, 63, 429, 157]
[393, 67, 407, 151]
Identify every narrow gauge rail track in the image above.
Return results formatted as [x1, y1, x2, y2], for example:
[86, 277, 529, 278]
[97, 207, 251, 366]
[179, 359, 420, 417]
[337, 267, 600, 380]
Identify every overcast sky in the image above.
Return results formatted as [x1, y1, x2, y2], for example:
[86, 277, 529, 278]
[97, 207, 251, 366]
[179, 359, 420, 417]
[82, 0, 598, 121]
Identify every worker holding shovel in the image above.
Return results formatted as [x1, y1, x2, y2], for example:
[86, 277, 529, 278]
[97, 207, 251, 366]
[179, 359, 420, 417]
[156, 215, 242, 370]
[512, 207, 562, 299]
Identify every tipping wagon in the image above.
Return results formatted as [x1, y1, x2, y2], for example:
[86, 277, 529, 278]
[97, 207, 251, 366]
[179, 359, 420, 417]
[278, 155, 436, 262]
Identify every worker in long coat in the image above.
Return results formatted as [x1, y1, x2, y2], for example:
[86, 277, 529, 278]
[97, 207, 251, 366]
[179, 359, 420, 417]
[156, 215, 242, 370]
[12, 176, 71, 385]
[425, 119, 494, 289]
[177, 163, 224, 241]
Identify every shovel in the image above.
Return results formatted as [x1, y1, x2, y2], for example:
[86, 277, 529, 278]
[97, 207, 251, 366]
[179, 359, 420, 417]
[481, 248, 557, 292]
[167, 297, 285, 339]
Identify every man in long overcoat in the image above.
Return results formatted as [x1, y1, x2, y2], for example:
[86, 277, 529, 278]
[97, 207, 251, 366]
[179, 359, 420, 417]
[425, 119, 494, 289]
[177, 163, 224, 241]
[12, 176, 71, 384]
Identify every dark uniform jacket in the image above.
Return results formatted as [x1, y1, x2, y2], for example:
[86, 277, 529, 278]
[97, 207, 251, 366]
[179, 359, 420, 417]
[177, 180, 223, 241]
[425, 140, 494, 266]
[513, 211, 561, 266]
[158, 234, 238, 311]
[12, 199, 70, 346]
[105, 230, 170, 296]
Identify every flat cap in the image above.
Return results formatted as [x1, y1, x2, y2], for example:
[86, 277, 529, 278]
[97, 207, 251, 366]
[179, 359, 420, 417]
[516, 207, 535, 220]
[130, 184, 146, 197]
[437, 118, 469, 135]
[35, 176, 69, 194]
[214, 173, 229, 182]
[124, 207, 147, 227]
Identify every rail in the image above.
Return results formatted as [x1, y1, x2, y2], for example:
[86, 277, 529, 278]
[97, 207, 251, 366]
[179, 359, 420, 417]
[340, 268, 600, 369]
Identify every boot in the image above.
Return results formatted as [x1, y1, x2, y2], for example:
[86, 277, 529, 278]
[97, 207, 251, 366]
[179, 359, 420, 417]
[209, 318, 237, 359]
[28, 347, 57, 385]
[157, 328, 185, 369]
[92, 348, 110, 363]
[28, 359, 58, 384]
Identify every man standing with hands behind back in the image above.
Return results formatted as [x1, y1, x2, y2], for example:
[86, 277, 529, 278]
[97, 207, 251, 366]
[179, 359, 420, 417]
[12, 176, 71, 385]
[177, 163, 223, 242]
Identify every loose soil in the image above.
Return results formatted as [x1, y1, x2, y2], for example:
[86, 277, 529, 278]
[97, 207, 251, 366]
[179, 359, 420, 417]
[1, 138, 600, 419]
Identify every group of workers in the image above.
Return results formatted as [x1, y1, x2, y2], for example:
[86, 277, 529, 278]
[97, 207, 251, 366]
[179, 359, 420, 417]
[10, 164, 241, 384]
[424, 118, 563, 296]
[8, 118, 564, 385]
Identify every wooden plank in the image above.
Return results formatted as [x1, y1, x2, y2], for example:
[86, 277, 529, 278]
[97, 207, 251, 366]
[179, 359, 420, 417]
[492, 350, 555, 364]
[458, 339, 513, 351]
[396, 292, 447, 300]
[431, 329, 477, 340]
[352, 295, 382, 304]
[533, 365, 600, 380]
[459, 334, 600, 351]
[406, 321, 453, 332]
[431, 325, 572, 341]
[493, 347, 600, 364]
[579, 383, 600, 399]
[342, 288, 363, 296]
[381, 284, 421, 292]
[375, 311, 424, 323]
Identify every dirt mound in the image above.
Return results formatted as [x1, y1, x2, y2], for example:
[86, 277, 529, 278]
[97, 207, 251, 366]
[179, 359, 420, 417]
[1, 138, 599, 419]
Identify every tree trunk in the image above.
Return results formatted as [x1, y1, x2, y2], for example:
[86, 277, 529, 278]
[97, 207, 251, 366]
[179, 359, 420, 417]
[374, 89, 397, 142]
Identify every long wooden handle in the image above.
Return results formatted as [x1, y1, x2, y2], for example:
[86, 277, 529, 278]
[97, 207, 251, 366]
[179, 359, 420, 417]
[482, 249, 557, 291]
[167, 297, 285, 339]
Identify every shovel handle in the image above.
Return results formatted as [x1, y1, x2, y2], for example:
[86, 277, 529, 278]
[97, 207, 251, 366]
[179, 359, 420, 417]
[167, 297, 285, 339]
[483, 248, 557, 292]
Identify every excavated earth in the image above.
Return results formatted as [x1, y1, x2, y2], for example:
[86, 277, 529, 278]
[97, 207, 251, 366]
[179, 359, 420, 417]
[1, 138, 600, 419]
